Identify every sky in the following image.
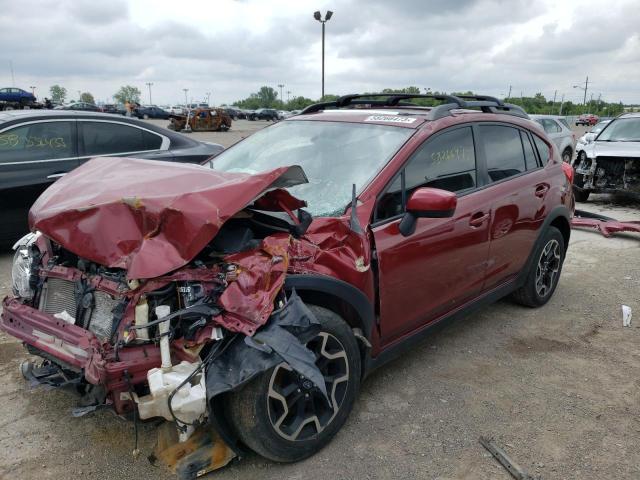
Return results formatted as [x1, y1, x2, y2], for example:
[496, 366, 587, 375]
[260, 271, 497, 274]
[1, 0, 638, 106]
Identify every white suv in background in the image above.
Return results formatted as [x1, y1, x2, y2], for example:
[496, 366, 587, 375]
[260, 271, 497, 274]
[530, 115, 576, 163]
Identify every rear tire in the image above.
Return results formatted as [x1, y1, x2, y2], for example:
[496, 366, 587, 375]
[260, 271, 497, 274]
[512, 226, 565, 308]
[227, 306, 360, 463]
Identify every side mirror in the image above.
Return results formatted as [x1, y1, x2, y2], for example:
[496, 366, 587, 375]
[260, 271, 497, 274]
[398, 188, 457, 237]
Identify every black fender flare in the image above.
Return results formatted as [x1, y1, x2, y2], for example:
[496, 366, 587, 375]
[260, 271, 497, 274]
[284, 274, 375, 342]
[516, 205, 571, 287]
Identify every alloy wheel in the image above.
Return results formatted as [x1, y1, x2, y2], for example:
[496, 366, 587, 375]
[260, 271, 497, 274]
[535, 239, 561, 297]
[266, 332, 349, 441]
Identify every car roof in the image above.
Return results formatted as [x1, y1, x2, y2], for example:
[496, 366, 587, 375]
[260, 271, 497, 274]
[529, 114, 566, 120]
[620, 112, 640, 119]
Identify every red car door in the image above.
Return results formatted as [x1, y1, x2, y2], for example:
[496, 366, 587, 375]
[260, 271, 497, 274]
[476, 125, 551, 291]
[371, 125, 492, 345]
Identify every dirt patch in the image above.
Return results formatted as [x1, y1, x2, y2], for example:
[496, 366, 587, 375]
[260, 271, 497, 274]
[508, 335, 575, 355]
[0, 341, 23, 364]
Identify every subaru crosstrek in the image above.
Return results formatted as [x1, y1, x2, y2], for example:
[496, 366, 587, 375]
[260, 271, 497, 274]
[2, 94, 574, 476]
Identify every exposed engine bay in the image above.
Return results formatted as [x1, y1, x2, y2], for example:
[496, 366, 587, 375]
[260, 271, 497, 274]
[575, 155, 640, 195]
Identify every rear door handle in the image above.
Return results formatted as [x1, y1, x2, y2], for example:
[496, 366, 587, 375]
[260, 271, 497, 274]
[469, 212, 490, 227]
[535, 183, 550, 197]
[46, 173, 67, 180]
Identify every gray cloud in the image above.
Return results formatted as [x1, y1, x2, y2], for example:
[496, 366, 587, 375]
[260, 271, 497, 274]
[0, 0, 637, 105]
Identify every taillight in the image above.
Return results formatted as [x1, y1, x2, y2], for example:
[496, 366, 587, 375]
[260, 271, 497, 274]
[561, 162, 574, 184]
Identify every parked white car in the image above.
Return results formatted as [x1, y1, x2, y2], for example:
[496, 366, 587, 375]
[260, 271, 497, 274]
[530, 115, 576, 163]
[169, 105, 186, 115]
[575, 120, 611, 158]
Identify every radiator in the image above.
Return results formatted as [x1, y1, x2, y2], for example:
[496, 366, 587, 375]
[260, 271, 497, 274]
[39, 277, 118, 340]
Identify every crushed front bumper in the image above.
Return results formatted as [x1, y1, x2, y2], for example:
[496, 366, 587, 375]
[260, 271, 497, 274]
[1, 296, 162, 410]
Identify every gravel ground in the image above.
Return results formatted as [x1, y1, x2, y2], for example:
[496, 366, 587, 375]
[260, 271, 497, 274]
[1, 121, 639, 479]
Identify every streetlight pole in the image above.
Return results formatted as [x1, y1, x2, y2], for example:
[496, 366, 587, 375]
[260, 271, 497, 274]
[287, 90, 291, 103]
[182, 88, 191, 133]
[146, 82, 153, 105]
[30, 86, 36, 96]
[206, 91, 211, 106]
[314, 10, 333, 99]
[278, 84, 285, 104]
[573, 76, 589, 106]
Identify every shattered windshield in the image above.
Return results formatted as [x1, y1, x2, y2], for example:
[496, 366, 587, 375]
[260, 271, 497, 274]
[211, 120, 414, 216]
[597, 118, 640, 142]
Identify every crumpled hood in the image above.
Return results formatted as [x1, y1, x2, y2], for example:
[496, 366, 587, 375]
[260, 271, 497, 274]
[585, 140, 640, 158]
[29, 157, 307, 279]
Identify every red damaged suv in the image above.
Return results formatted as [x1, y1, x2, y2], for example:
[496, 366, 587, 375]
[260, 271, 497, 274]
[2, 94, 574, 475]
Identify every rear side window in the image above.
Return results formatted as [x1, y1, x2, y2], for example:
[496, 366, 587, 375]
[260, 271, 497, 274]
[558, 118, 570, 129]
[479, 125, 525, 182]
[0, 121, 75, 163]
[405, 126, 476, 193]
[81, 122, 162, 156]
[532, 135, 551, 165]
[520, 131, 539, 170]
[375, 126, 476, 220]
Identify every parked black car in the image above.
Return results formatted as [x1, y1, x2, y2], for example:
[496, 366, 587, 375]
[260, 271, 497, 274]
[101, 104, 126, 115]
[0, 110, 224, 245]
[54, 102, 101, 112]
[248, 108, 279, 121]
[134, 105, 170, 119]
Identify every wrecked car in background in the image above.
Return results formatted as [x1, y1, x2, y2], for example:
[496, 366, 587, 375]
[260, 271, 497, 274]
[168, 107, 232, 132]
[2, 93, 574, 477]
[573, 112, 640, 202]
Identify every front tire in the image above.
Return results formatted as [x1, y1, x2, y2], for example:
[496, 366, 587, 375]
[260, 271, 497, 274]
[227, 306, 361, 463]
[512, 226, 565, 307]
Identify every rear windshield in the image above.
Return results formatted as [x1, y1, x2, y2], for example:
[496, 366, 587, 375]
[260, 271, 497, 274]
[212, 120, 413, 216]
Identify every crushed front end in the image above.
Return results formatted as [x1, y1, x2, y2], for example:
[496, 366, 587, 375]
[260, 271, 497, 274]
[575, 154, 640, 196]
[1, 157, 371, 477]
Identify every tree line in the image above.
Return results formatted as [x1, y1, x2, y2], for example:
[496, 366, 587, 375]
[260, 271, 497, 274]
[47, 84, 142, 105]
[45, 83, 626, 117]
[233, 86, 625, 116]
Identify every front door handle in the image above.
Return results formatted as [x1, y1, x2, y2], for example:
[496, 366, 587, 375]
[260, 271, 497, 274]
[46, 173, 67, 180]
[469, 212, 490, 227]
[535, 183, 550, 197]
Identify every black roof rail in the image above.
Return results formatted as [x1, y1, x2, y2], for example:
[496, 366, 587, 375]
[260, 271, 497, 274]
[300, 93, 529, 120]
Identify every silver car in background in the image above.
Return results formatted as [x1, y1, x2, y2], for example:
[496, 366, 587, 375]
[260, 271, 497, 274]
[575, 120, 611, 161]
[530, 115, 576, 162]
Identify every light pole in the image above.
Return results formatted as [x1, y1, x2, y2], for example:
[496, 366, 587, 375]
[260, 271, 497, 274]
[277, 84, 285, 105]
[206, 92, 211, 106]
[77, 90, 81, 101]
[145, 82, 153, 105]
[182, 88, 191, 133]
[287, 90, 291, 103]
[30, 86, 36, 96]
[314, 10, 333, 99]
[572, 76, 589, 106]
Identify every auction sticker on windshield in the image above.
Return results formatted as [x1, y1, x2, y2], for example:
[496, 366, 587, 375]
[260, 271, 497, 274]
[364, 115, 417, 124]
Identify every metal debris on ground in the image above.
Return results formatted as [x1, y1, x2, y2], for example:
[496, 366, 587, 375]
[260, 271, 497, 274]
[479, 436, 537, 480]
[622, 305, 632, 327]
[571, 210, 640, 238]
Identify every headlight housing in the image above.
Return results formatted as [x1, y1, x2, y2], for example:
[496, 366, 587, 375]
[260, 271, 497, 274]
[11, 232, 40, 300]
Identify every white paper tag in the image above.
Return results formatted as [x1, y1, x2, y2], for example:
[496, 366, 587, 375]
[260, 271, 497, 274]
[364, 115, 417, 124]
